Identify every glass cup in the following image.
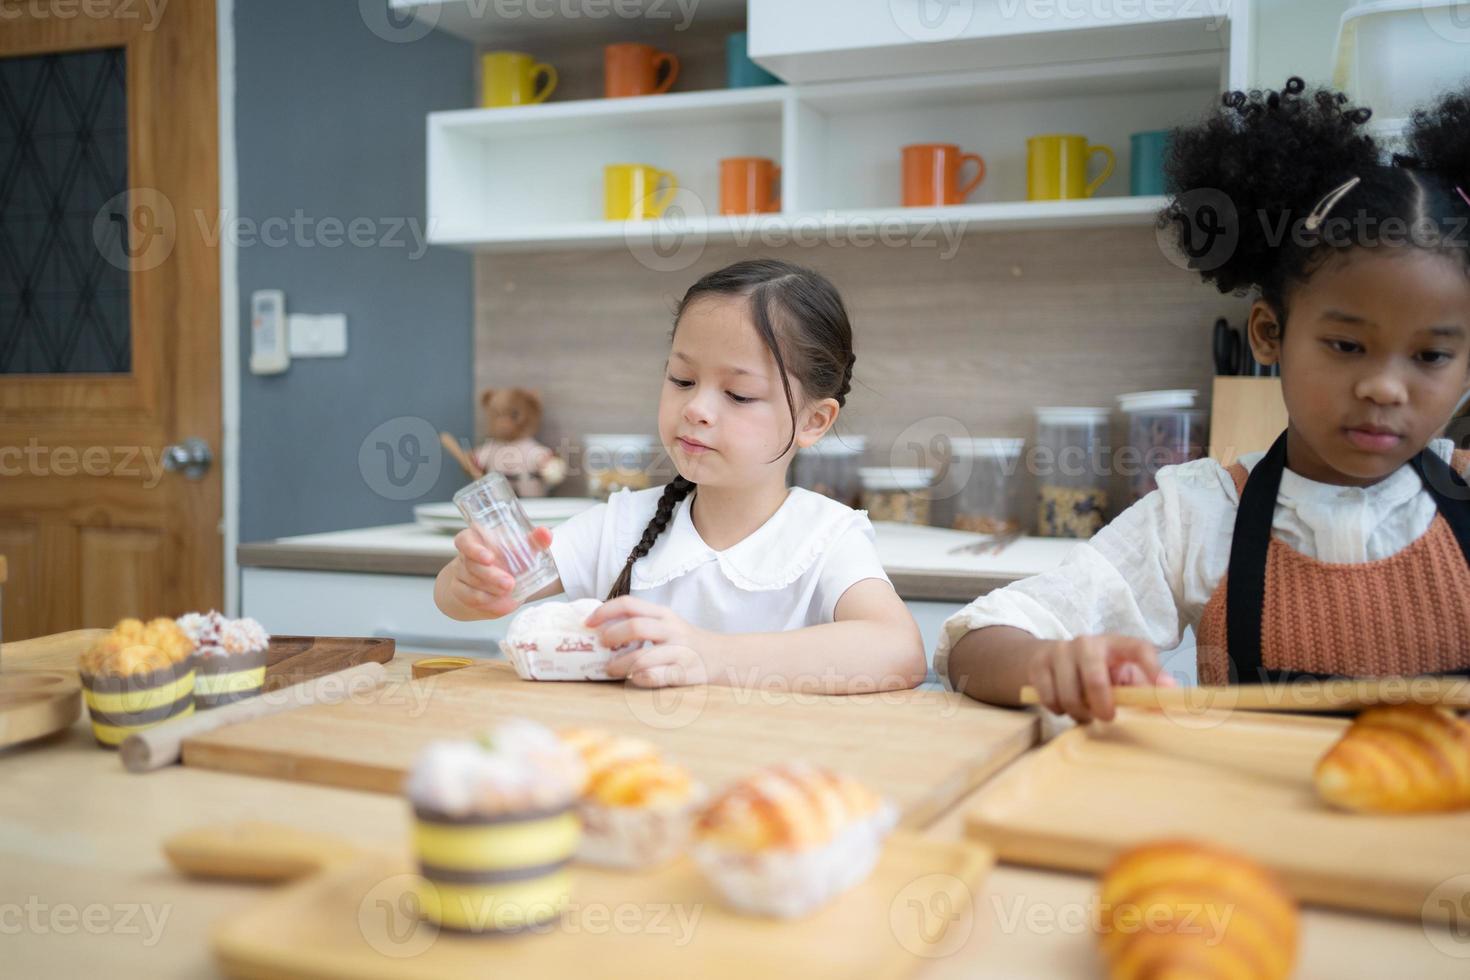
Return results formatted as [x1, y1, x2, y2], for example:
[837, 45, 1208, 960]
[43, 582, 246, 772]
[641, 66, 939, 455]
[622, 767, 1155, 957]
[453, 472, 559, 603]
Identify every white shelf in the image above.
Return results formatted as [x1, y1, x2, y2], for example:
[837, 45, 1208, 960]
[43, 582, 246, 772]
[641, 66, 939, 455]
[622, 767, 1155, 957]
[389, 0, 746, 43]
[423, 14, 1237, 251]
[429, 197, 1169, 252]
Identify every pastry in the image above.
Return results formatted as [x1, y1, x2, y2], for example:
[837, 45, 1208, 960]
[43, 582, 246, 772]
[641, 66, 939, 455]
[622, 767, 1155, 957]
[692, 763, 896, 918]
[560, 727, 702, 869]
[500, 598, 618, 682]
[1097, 839, 1299, 980]
[79, 618, 198, 747]
[177, 611, 271, 710]
[404, 719, 584, 933]
[1314, 704, 1470, 813]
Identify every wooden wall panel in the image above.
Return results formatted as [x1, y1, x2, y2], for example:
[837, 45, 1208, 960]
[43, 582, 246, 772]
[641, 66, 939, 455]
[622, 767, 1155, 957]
[473, 228, 1252, 495]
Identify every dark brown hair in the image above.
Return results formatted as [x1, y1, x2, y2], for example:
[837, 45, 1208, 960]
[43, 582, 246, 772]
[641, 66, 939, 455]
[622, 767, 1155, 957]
[605, 259, 855, 600]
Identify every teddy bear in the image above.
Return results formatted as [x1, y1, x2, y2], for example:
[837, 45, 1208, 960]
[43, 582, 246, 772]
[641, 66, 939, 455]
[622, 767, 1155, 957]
[473, 387, 567, 498]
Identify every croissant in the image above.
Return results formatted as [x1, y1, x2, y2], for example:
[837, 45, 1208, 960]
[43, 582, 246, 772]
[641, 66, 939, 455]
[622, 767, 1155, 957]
[1097, 840, 1299, 980]
[1314, 704, 1470, 813]
[696, 763, 884, 852]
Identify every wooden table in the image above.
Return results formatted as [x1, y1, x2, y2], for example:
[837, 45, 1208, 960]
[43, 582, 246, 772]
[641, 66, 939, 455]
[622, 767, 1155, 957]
[2, 655, 1463, 977]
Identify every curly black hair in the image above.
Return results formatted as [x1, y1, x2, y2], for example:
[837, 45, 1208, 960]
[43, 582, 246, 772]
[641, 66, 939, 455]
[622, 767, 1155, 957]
[1160, 77, 1470, 327]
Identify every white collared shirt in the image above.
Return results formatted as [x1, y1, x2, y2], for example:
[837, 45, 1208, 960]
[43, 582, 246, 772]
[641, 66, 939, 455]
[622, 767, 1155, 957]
[934, 438, 1461, 687]
[549, 486, 891, 632]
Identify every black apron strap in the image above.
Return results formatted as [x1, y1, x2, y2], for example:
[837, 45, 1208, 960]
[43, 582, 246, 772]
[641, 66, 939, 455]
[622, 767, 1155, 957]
[1224, 431, 1289, 685]
[1410, 448, 1470, 567]
[1226, 434, 1470, 685]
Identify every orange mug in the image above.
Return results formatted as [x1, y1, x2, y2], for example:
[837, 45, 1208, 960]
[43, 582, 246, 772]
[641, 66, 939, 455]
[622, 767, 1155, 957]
[720, 157, 781, 215]
[604, 43, 679, 99]
[902, 144, 986, 207]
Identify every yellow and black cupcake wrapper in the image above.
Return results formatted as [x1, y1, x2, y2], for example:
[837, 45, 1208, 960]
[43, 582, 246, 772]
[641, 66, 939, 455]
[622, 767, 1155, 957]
[412, 804, 579, 933]
[193, 648, 268, 710]
[80, 655, 198, 748]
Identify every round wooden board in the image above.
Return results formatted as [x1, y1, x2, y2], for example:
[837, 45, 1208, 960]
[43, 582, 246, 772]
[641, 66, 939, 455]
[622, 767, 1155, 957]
[0, 671, 82, 748]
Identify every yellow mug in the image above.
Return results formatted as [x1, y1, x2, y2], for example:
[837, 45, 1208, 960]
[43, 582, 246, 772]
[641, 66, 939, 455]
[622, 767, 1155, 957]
[604, 164, 678, 220]
[481, 51, 557, 108]
[1026, 134, 1116, 200]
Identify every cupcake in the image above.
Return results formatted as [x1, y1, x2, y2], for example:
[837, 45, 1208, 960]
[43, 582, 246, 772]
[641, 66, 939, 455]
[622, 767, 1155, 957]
[500, 598, 618, 681]
[693, 763, 897, 918]
[560, 727, 703, 869]
[177, 611, 270, 710]
[405, 719, 585, 934]
[79, 618, 198, 747]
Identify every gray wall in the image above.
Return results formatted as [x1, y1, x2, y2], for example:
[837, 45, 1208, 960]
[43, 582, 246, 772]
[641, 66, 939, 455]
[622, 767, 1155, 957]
[236, 0, 474, 542]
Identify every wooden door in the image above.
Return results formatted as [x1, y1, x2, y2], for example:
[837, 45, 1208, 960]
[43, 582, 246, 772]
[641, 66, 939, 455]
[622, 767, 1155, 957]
[0, 1, 221, 641]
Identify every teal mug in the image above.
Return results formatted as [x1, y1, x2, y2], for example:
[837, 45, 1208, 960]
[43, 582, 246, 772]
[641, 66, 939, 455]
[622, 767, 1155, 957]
[1130, 130, 1172, 197]
[726, 32, 779, 88]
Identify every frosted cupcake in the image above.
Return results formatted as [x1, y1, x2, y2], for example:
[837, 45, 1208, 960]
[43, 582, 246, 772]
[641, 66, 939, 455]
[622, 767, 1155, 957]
[177, 611, 271, 710]
[79, 618, 198, 747]
[405, 719, 585, 934]
[693, 763, 897, 918]
[560, 728, 703, 869]
[500, 598, 618, 681]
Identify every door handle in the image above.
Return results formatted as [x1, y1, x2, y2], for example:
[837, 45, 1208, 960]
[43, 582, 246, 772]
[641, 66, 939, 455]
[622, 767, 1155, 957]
[162, 438, 213, 480]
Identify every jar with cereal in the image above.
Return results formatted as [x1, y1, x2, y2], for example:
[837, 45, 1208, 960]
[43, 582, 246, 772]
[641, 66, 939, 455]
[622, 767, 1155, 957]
[946, 438, 1027, 535]
[859, 466, 935, 526]
[582, 434, 660, 501]
[1117, 390, 1206, 505]
[793, 436, 866, 508]
[1035, 407, 1110, 538]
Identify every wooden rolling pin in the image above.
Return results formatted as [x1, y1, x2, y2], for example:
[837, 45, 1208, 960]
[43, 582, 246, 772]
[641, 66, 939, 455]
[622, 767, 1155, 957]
[1019, 676, 1470, 713]
[119, 661, 387, 773]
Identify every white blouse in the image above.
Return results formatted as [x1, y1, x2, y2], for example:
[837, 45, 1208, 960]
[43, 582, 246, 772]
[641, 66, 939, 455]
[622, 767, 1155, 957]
[549, 486, 891, 633]
[934, 438, 1461, 687]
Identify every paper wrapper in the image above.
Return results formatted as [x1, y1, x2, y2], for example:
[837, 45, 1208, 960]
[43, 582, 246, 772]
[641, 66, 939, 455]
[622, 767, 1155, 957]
[412, 802, 579, 933]
[692, 802, 898, 918]
[80, 654, 198, 748]
[499, 634, 616, 682]
[575, 792, 704, 870]
[193, 647, 268, 710]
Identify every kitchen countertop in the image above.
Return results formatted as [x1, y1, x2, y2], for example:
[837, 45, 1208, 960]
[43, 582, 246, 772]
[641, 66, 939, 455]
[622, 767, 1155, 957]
[238, 521, 1079, 603]
[3, 651, 1457, 978]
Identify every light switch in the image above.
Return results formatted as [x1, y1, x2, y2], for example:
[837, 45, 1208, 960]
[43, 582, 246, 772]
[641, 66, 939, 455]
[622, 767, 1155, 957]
[287, 314, 348, 358]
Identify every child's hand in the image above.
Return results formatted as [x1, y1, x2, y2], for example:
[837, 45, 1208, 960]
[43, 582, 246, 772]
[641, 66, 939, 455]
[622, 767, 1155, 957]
[445, 526, 553, 619]
[1026, 634, 1177, 724]
[587, 597, 715, 688]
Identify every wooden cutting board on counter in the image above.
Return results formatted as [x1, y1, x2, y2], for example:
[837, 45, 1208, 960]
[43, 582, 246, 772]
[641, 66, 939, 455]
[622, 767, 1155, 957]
[964, 708, 1470, 922]
[207, 830, 990, 980]
[2, 630, 393, 686]
[182, 661, 1039, 830]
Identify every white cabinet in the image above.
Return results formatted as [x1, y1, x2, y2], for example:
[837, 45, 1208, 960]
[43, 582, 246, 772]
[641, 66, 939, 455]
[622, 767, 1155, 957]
[749, 0, 1246, 85]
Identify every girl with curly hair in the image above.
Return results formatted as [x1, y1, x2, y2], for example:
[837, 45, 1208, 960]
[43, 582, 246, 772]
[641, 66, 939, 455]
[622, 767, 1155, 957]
[939, 78, 1470, 723]
[435, 259, 926, 691]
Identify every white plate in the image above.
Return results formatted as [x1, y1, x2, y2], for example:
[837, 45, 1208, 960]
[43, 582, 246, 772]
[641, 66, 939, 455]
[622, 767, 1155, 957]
[413, 498, 598, 533]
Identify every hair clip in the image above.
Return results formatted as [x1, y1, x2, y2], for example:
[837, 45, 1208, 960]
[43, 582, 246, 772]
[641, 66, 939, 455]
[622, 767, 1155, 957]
[1457, 185, 1470, 209]
[1303, 176, 1361, 232]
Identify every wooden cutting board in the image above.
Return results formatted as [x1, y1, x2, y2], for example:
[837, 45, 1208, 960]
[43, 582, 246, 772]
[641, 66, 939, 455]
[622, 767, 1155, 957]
[2, 630, 394, 688]
[0, 670, 80, 748]
[209, 831, 992, 980]
[964, 708, 1470, 922]
[182, 661, 1039, 830]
